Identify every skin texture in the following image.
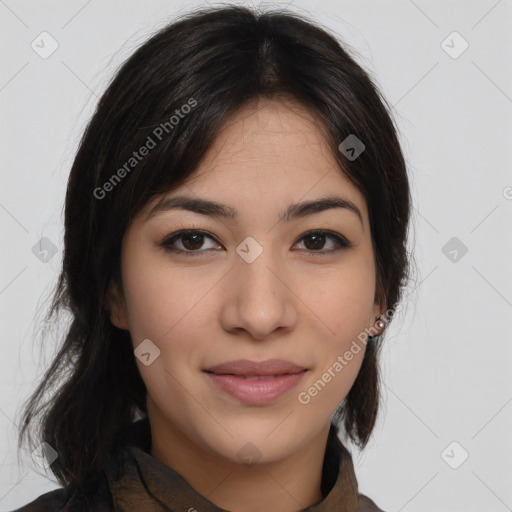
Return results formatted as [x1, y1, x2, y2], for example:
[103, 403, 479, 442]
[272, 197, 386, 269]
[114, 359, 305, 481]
[107, 97, 386, 512]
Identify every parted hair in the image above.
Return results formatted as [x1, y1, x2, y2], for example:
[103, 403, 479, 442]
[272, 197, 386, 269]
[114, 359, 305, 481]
[18, 4, 411, 489]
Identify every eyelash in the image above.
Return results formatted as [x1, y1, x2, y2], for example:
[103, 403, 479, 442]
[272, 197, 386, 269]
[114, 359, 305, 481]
[158, 228, 353, 257]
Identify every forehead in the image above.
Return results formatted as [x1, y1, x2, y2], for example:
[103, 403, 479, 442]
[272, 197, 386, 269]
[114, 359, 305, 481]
[201, 97, 334, 168]
[190, 99, 361, 191]
[141, 97, 369, 228]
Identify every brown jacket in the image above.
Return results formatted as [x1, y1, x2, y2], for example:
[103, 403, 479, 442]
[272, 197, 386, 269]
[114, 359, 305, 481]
[12, 418, 385, 512]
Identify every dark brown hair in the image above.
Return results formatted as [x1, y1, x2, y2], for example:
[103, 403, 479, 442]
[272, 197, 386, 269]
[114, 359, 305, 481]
[18, 4, 412, 490]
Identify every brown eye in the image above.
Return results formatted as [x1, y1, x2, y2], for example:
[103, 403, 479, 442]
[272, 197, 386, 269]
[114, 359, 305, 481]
[179, 233, 206, 250]
[303, 233, 326, 250]
[160, 230, 221, 256]
[293, 230, 352, 254]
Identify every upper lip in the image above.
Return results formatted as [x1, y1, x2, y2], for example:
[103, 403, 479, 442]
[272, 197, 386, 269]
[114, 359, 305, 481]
[204, 359, 307, 376]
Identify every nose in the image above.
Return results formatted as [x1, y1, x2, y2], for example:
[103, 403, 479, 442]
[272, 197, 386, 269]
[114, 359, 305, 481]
[219, 246, 298, 341]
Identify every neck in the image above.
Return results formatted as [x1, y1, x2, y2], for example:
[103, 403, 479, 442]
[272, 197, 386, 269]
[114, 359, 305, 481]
[147, 401, 329, 512]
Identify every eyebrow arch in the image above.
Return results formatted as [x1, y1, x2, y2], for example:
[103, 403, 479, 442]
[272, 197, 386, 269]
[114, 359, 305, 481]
[144, 194, 364, 228]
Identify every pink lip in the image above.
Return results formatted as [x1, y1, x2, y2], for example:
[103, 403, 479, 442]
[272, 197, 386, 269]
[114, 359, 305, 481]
[204, 358, 306, 376]
[203, 359, 308, 405]
[205, 372, 307, 405]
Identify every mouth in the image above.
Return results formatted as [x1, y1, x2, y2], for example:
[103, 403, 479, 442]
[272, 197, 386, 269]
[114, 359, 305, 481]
[203, 358, 307, 377]
[203, 359, 308, 404]
[204, 372, 306, 380]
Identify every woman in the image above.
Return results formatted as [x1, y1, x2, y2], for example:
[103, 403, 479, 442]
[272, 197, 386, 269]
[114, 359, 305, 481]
[14, 5, 411, 511]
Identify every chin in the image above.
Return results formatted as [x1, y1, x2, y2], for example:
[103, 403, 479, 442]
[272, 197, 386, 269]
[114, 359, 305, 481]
[197, 417, 316, 465]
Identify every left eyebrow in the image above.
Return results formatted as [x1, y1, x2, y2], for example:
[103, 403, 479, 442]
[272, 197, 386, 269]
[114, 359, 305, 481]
[144, 194, 364, 228]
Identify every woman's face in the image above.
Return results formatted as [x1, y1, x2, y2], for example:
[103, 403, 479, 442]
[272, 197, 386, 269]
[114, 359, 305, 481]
[108, 97, 384, 465]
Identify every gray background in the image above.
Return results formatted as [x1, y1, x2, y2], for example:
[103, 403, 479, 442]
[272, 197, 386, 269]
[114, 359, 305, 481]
[1, 0, 511, 510]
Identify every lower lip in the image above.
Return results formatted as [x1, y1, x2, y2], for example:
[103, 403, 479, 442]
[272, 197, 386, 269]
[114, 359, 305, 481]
[205, 371, 307, 405]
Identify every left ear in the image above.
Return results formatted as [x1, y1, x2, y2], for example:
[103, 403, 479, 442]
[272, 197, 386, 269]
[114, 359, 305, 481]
[370, 296, 387, 336]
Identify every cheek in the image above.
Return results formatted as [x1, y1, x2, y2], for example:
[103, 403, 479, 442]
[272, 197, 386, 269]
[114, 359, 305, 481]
[120, 252, 209, 396]
[299, 254, 375, 401]
[122, 266, 174, 341]
[306, 255, 376, 339]
[296, 271, 372, 414]
[120, 240, 213, 342]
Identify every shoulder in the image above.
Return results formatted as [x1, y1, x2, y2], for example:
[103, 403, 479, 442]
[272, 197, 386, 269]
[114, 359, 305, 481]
[10, 474, 113, 512]
[10, 487, 73, 512]
[358, 492, 386, 512]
